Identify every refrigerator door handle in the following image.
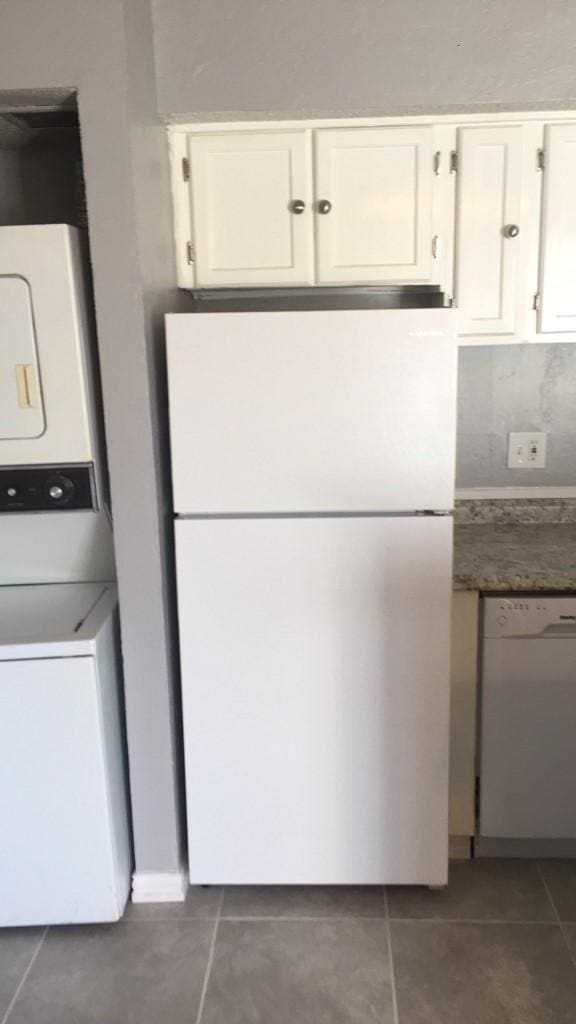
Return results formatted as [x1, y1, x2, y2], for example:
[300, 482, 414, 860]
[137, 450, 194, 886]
[415, 509, 453, 516]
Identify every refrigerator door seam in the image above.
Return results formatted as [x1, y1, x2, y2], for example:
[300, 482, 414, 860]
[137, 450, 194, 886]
[174, 510, 453, 521]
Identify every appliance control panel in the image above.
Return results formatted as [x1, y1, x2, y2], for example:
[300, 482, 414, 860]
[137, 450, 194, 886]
[484, 595, 576, 639]
[0, 465, 96, 513]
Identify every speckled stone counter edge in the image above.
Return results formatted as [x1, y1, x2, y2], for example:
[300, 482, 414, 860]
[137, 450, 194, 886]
[455, 497, 576, 526]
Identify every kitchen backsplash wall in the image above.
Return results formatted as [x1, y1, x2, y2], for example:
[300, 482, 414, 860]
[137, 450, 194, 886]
[457, 343, 576, 489]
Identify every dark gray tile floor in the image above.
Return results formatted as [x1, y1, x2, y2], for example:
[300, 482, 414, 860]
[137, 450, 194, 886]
[1, 860, 576, 1024]
[539, 860, 576, 922]
[392, 921, 576, 1024]
[5, 921, 213, 1024]
[221, 885, 386, 919]
[387, 858, 555, 922]
[202, 919, 393, 1024]
[0, 929, 44, 1019]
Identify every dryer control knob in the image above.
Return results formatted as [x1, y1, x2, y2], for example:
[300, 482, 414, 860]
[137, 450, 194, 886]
[45, 474, 75, 506]
[497, 615, 508, 626]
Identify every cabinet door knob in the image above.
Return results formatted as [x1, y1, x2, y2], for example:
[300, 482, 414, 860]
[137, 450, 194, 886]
[291, 199, 306, 214]
[503, 223, 520, 238]
[318, 199, 332, 214]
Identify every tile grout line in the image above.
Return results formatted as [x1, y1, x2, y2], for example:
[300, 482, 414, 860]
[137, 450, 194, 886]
[383, 889, 400, 1024]
[385, 916, 562, 926]
[537, 863, 576, 967]
[1, 926, 48, 1024]
[195, 888, 224, 1024]
[220, 913, 391, 922]
[121, 913, 570, 926]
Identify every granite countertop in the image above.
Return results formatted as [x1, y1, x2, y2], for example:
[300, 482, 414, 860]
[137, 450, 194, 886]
[453, 499, 576, 591]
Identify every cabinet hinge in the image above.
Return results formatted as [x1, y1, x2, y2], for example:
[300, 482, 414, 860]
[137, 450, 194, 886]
[186, 241, 195, 265]
[449, 150, 458, 174]
[432, 235, 439, 260]
[182, 156, 190, 182]
[533, 292, 541, 311]
[433, 151, 441, 176]
[536, 148, 545, 172]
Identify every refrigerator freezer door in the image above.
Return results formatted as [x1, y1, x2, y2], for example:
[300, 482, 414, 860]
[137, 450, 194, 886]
[176, 514, 452, 885]
[167, 309, 457, 514]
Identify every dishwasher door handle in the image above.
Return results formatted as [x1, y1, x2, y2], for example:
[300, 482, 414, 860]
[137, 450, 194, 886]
[540, 623, 576, 637]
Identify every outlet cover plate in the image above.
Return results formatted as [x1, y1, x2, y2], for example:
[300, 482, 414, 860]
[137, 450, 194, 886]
[508, 431, 547, 469]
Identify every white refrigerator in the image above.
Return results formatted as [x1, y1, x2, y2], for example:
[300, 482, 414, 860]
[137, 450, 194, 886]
[167, 308, 457, 886]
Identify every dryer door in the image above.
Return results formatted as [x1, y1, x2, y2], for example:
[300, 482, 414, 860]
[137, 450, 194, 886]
[0, 276, 45, 440]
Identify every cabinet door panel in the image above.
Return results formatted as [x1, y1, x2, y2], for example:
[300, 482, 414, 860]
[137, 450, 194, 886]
[315, 127, 434, 284]
[189, 132, 313, 287]
[455, 126, 524, 337]
[539, 123, 576, 333]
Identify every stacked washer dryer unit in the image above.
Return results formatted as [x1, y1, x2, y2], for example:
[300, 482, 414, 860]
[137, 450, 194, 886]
[0, 225, 131, 925]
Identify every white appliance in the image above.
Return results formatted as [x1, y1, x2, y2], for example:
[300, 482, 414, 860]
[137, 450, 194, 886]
[0, 582, 131, 925]
[0, 224, 114, 583]
[0, 228, 127, 925]
[480, 595, 576, 841]
[167, 308, 457, 886]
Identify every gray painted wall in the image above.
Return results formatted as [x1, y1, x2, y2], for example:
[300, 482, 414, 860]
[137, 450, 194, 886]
[151, 0, 576, 115]
[457, 344, 576, 488]
[0, 0, 184, 874]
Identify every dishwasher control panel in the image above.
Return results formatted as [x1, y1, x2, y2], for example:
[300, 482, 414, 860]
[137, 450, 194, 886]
[484, 595, 576, 639]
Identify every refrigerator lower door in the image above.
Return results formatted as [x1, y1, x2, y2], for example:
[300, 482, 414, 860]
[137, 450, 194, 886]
[176, 515, 452, 885]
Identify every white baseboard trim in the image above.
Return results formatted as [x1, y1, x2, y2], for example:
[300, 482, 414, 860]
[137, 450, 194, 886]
[456, 486, 576, 500]
[131, 868, 189, 904]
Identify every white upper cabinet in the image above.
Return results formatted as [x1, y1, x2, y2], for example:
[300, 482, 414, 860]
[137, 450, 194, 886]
[170, 114, 576, 343]
[455, 126, 527, 340]
[539, 123, 576, 333]
[188, 132, 314, 288]
[314, 127, 436, 284]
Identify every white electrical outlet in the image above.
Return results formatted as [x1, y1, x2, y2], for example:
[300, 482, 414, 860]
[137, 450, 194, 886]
[507, 431, 547, 469]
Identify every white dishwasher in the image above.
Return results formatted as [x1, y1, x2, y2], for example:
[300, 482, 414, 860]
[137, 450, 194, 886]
[480, 595, 576, 841]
